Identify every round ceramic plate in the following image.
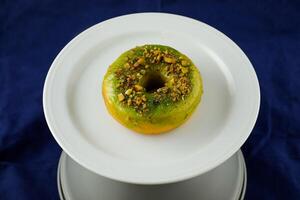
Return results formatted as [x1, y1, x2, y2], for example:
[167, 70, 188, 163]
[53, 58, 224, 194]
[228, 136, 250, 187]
[44, 13, 260, 184]
[58, 150, 245, 200]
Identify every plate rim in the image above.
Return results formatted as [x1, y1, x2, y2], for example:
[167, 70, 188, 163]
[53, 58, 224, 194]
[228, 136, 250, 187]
[57, 153, 65, 200]
[239, 152, 247, 200]
[235, 151, 246, 200]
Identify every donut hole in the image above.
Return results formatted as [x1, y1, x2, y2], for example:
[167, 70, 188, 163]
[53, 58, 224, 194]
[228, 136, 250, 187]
[142, 71, 166, 93]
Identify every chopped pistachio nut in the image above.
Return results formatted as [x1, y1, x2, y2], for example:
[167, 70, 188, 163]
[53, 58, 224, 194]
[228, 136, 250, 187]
[127, 98, 132, 106]
[125, 88, 133, 95]
[124, 63, 130, 68]
[141, 95, 147, 101]
[153, 50, 160, 55]
[163, 56, 176, 64]
[135, 98, 142, 105]
[169, 78, 175, 85]
[134, 85, 143, 91]
[181, 67, 188, 74]
[118, 93, 125, 102]
[133, 57, 145, 67]
[181, 60, 189, 66]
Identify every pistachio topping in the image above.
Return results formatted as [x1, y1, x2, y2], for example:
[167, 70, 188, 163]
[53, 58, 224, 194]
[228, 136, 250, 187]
[133, 57, 145, 67]
[181, 60, 189, 66]
[118, 93, 125, 102]
[114, 45, 192, 113]
[163, 56, 176, 64]
[125, 88, 133, 95]
[134, 84, 143, 91]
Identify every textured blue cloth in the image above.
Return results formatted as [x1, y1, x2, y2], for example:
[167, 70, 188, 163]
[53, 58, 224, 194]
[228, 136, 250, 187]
[1, 0, 299, 199]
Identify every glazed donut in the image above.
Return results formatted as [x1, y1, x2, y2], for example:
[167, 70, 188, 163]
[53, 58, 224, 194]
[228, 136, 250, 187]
[102, 44, 203, 134]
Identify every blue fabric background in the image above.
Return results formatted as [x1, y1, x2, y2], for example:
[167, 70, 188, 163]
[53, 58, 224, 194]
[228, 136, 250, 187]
[1, 0, 299, 199]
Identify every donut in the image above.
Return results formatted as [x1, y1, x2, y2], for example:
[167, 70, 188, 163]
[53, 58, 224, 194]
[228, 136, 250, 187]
[102, 44, 203, 134]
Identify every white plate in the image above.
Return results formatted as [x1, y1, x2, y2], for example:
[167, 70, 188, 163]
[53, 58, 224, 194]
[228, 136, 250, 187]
[44, 13, 260, 184]
[58, 150, 245, 200]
